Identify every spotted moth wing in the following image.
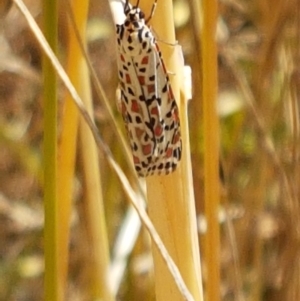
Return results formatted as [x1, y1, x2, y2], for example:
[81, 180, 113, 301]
[116, 6, 181, 177]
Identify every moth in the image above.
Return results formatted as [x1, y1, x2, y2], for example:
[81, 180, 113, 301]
[116, 0, 182, 177]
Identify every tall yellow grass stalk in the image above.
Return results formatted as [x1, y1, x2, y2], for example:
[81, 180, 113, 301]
[139, 1, 203, 300]
[42, 0, 60, 300]
[58, 1, 114, 300]
[201, 0, 220, 301]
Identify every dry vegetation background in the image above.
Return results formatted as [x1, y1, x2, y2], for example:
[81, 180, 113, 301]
[0, 0, 300, 300]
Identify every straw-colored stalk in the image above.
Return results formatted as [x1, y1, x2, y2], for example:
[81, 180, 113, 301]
[201, 0, 220, 301]
[56, 2, 80, 296]
[58, 1, 114, 300]
[139, 1, 203, 300]
[42, 0, 60, 300]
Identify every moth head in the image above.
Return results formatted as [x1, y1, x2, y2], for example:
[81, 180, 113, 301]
[124, 7, 145, 30]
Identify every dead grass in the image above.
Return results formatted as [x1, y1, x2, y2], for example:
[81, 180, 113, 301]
[0, 0, 299, 300]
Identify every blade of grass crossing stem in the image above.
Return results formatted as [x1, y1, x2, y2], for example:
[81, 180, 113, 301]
[201, 1, 221, 301]
[42, 0, 61, 300]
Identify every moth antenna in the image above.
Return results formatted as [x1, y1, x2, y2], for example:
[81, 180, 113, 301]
[124, 0, 130, 13]
[145, 0, 157, 24]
